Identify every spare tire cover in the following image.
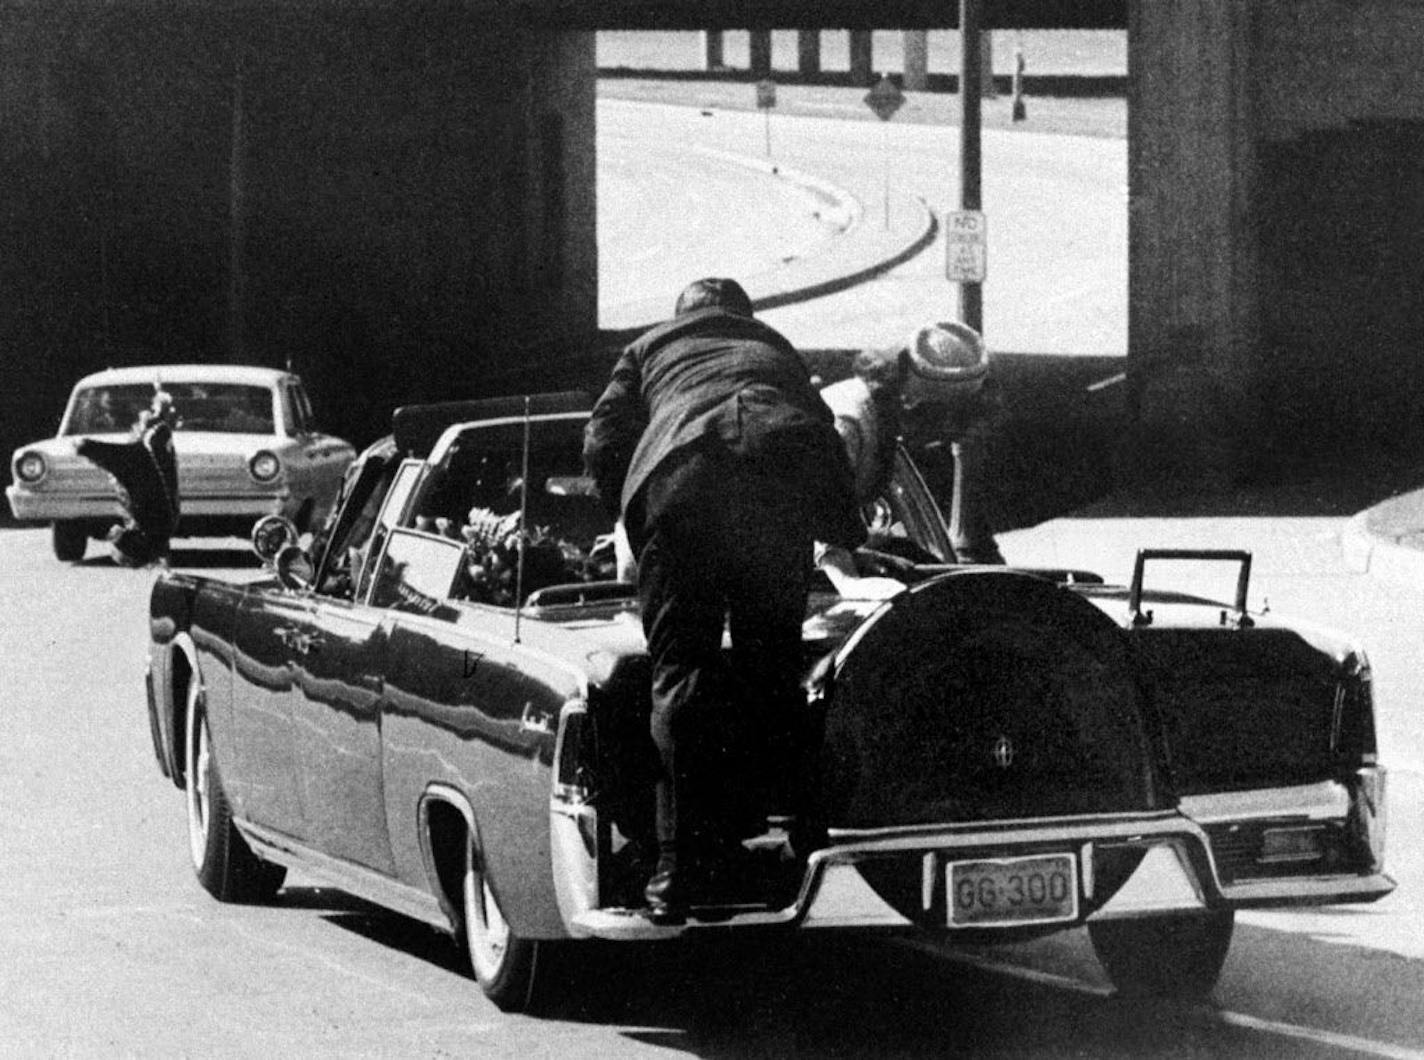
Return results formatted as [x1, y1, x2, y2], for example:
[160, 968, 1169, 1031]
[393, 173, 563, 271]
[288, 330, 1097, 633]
[820, 570, 1158, 828]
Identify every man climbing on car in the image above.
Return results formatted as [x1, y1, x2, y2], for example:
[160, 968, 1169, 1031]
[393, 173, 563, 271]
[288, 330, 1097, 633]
[584, 277, 865, 923]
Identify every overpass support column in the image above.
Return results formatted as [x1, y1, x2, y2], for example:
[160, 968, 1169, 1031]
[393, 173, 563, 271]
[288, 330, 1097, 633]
[849, 30, 873, 86]
[903, 30, 928, 90]
[749, 30, 772, 79]
[1125, 1, 1260, 485]
[797, 30, 820, 77]
[704, 31, 724, 70]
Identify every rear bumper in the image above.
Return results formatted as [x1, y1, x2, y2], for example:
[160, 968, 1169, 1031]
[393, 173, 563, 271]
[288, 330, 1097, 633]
[567, 769, 1393, 940]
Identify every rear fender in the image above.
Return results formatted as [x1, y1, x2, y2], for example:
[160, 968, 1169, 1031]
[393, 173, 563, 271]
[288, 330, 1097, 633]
[1135, 628, 1374, 793]
[419, 779, 572, 942]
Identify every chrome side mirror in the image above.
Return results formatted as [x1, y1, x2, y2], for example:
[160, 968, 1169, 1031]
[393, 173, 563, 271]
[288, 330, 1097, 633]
[251, 514, 299, 565]
[275, 543, 315, 591]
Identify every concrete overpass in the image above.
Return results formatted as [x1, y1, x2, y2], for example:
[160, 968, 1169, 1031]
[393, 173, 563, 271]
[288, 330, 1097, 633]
[3, 1, 1422, 483]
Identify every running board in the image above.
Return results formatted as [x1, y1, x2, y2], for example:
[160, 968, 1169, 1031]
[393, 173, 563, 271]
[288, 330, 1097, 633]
[572, 903, 798, 940]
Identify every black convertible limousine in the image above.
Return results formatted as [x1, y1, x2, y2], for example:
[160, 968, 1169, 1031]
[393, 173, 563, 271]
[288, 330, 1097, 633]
[145, 392, 1393, 1012]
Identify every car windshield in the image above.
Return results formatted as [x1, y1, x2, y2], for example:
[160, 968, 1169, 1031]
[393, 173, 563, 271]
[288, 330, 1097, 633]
[66, 383, 275, 435]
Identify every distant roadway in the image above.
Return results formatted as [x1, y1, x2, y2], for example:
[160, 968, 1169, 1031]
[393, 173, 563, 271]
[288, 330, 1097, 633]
[597, 97, 1127, 357]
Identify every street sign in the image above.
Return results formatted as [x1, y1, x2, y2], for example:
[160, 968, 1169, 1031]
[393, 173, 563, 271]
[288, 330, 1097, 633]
[946, 210, 987, 282]
[864, 75, 904, 122]
[756, 79, 777, 110]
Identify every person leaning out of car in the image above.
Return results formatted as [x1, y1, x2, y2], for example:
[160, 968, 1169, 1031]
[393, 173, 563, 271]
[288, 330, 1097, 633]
[815, 320, 1003, 599]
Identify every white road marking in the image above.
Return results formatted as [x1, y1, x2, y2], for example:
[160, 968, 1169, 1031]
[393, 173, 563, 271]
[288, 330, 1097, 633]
[1086, 371, 1127, 392]
[1215, 1010, 1424, 1060]
[897, 940, 1424, 1060]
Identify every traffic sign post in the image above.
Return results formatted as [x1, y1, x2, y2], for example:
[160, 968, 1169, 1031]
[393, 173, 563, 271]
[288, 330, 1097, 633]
[945, 210, 987, 283]
[755, 78, 776, 156]
[864, 75, 905, 228]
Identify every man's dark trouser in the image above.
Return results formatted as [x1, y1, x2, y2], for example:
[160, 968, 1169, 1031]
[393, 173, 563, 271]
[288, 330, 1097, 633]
[636, 469, 813, 871]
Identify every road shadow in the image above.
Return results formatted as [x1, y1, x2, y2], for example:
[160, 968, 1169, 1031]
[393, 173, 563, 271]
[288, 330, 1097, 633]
[71, 543, 258, 569]
[292, 885, 468, 977]
[167, 543, 259, 569]
[263, 882, 1423, 1055]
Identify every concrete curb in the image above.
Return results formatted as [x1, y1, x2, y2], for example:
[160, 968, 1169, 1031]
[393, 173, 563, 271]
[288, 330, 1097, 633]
[600, 146, 937, 331]
[753, 194, 937, 312]
[1340, 508, 1424, 583]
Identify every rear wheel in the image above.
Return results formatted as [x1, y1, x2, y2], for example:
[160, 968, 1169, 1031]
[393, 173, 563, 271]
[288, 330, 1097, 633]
[184, 679, 286, 903]
[1089, 911, 1235, 998]
[52, 522, 86, 562]
[462, 838, 549, 1012]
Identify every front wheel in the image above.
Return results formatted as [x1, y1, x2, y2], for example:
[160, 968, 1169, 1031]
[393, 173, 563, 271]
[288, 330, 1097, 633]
[1088, 910, 1235, 999]
[462, 839, 550, 1012]
[52, 522, 87, 562]
[185, 679, 286, 903]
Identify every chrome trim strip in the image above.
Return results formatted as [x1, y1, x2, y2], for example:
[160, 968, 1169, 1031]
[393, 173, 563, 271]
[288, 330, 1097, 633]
[238, 818, 452, 932]
[1178, 781, 1351, 824]
[824, 812, 1191, 856]
[1215, 873, 1396, 904]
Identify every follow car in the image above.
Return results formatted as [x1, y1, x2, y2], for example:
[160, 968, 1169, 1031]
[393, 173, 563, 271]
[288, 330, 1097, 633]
[8, 364, 354, 561]
[146, 392, 1392, 1012]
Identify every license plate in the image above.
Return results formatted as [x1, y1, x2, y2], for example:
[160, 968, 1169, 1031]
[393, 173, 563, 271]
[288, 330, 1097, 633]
[947, 853, 1079, 927]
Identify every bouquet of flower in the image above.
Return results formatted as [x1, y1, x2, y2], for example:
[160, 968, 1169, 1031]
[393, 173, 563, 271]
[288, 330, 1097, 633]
[460, 506, 571, 604]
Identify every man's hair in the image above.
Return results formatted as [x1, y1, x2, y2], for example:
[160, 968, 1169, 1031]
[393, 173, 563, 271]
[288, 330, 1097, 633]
[674, 277, 754, 318]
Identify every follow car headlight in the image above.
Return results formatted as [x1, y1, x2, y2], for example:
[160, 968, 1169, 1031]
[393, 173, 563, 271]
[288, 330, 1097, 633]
[248, 451, 281, 483]
[15, 451, 47, 484]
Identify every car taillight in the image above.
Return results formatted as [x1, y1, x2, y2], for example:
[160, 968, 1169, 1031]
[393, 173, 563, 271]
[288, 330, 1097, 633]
[14, 451, 47, 484]
[248, 451, 281, 483]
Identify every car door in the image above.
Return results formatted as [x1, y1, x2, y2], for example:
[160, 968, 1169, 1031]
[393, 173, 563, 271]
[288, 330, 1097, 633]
[223, 456, 421, 853]
[227, 587, 317, 837]
[287, 598, 395, 874]
[279, 459, 426, 871]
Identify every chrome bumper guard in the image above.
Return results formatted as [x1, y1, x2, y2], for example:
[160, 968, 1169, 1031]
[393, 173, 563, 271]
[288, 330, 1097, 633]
[566, 770, 1393, 942]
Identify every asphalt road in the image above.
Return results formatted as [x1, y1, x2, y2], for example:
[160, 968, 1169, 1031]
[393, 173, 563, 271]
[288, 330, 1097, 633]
[3, 530, 1423, 1057]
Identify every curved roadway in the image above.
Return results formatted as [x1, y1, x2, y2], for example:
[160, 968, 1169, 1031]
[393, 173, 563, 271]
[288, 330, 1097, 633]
[598, 98, 1128, 356]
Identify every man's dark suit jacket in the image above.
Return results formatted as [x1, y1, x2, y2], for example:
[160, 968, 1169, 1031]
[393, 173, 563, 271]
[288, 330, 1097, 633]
[77, 420, 179, 538]
[583, 307, 864, 552]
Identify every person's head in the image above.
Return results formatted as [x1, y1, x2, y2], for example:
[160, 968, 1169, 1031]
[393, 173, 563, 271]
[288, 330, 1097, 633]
[138, 388, 177, 430]
[673, 277, 754, 319]
[897, 321, 987, 411]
